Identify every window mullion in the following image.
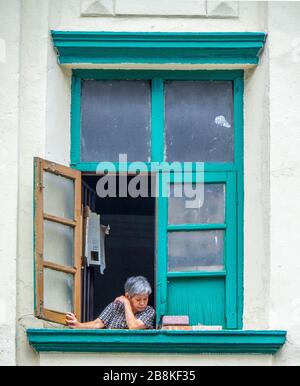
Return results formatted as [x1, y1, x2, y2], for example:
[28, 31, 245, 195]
[43, 261, 77, 274]
[151, 78, 164, 163]
[225, 171, 238, 328]
[71, 74, 81, 167]
[43, 213, 77, 227]
[167, 224, 227, 231]
[156, 172, 168, 325]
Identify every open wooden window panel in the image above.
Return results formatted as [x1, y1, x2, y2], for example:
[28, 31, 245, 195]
[34, 158, 82, 324]
[34, 158, 156, 325]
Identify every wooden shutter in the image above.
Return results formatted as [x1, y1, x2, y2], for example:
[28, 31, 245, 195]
[34, 157, 82, 324]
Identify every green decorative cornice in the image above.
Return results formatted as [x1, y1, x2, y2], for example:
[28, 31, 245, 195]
[51, 31, 266, 65]
[27, 329, 286, 354]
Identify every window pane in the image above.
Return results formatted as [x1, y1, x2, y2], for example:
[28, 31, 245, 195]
[44, 220, 74, 267]
[165, 81, 234, 162]
[44, 171, 74, 219]
[44, 268, 73, 313]
[81, 80, 151, 162]
[168, 231, 224, 272]
[168, 183, 225, 224]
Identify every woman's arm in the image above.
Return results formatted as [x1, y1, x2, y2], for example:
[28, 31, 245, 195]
[114, 296, 146, 330]
[65, 312, 105, 329]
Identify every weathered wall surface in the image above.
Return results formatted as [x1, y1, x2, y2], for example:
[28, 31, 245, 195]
[51, 0, 265, 32]
[267, 1, 300, 366]
[39, 352, 272, 366]
[0, 0, 20, 366]
[16, 0, 50, 366]
[243, 1, 270, 331]
[0, 0, 296, 365]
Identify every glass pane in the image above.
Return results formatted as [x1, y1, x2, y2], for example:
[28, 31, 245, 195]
[165, 81, 234, 162]
[168, 183, 225, 224]
[44, 268, 73, 313]
[44, 171, 74, 219]
[44, 220, 74, 267]
[168, 231, 224, 272]
[81, 80, 151, 162]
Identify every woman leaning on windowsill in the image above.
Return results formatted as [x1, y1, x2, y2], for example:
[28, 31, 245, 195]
[66, 276, 155, 330]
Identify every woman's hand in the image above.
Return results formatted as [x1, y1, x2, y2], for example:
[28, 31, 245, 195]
[65, 312, 82, 328]
[114, 295, 146, 330]
[114, 295, 130, 307]
[66, 313, 105, 329]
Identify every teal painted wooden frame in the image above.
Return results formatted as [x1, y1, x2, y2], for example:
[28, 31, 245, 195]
[158, 171, 238, 328]
[70, 69, 243, 172]
[27, 329, 286, 354]
[70, 69, 244, 329]
[28, 32, 287, 354]
[51, 31, 266, 65]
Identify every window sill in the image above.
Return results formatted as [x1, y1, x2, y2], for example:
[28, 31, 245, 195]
[27, 329, 286, 354]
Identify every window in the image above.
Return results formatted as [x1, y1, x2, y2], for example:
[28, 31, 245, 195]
[159, 171, 238, 328]
[34, 158, 82, 324]
[81, 80, 152, 162]
[164, 80, 234, 162]
[34, 70, 243, 329]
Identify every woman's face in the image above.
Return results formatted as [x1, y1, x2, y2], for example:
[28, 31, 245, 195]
[128, 293, 149, 313]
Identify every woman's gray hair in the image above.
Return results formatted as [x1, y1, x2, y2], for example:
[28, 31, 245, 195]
[124, 276, 152, 296]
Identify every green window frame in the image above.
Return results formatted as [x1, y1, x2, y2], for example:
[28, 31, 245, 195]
[28, 31, 287, 354]
[70, 69, 244, 329]
[157, 171, 238, 328]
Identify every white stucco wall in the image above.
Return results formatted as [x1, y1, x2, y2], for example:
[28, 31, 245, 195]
[16, 0, 51, 366]
[243, 1, 270, 331]
[0, 0, 20, 366]
[39, 352, 273, 366]
[51, 0, 266, 32]
[0, 0, 298, 366]
[267, 1, 300, 366]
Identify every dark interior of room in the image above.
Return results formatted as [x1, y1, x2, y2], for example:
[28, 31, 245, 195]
[82, 174, 156, 320]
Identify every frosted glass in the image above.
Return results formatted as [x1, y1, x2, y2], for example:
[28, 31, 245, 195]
[81, 80, 151, 162]
[44, 171, 74, 219]
[165, 81, 234, 162]
[44, 269, 73, 314]
[168, 183, 225, 224]
[168, 231, 224, 272]
[44, 220, 74, 267]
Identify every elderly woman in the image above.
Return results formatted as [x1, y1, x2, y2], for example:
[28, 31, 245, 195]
[66, 276, 155, 330]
